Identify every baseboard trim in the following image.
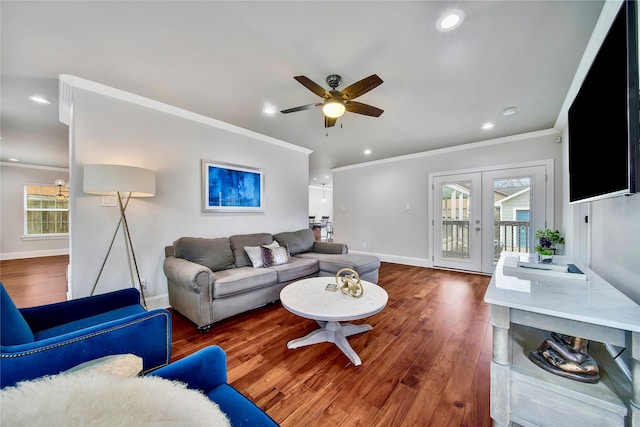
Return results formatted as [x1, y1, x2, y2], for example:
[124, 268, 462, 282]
[349, 250, 431, 268]
[0, 249, 70, 261]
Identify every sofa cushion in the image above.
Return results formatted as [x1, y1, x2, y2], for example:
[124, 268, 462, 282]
[295, 253, 381, 276]
[174, 237, 235, 272]
[261, 245, 291, 267]
[229, 233, 274, 267]
[1, 284, 35, 345]
[268, 257, 318, 283]
[273, 229, 315, 255]
[313, 241, 348, 254]
[212, 267, 277, 298]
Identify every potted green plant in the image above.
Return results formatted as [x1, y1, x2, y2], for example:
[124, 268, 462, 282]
[534, 229, 565, 263]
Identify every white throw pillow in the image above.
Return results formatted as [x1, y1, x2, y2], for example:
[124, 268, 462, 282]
[245, 241, 279, 268]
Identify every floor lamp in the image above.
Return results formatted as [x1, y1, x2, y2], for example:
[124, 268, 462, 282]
[83, 164, 155, 306]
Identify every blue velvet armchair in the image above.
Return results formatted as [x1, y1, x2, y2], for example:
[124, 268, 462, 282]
[149, 345, 279, 427]
[1, 283, 172, 388]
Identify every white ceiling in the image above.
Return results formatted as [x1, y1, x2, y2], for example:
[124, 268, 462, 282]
[1, 1, 604, 186]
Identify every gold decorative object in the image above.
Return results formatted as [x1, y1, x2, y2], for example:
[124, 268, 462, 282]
[335, 268, 364, 298]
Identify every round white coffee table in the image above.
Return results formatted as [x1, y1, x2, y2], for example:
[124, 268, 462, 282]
[280, 277, 388, 366]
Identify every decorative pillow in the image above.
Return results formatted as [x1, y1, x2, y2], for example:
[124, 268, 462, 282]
[244, 241, 279, 268]
[229, 233, 274, 267]
[261, 245, 291, 267]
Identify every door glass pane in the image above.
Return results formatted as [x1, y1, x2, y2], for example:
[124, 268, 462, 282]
[440, 181, 471, 260]
[493, 177, 531, 262]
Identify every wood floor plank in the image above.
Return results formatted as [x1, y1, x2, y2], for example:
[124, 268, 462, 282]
[4, 257, 494, 426]
[0, 255, 69, 307]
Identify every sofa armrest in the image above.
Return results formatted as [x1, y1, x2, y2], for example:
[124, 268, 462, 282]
[20, 288, 142, 331]
[148, 345, 227, 393]
[163, 256, 214, 292]
[1, 309, 172, 389]
[313, 241, 348, 254]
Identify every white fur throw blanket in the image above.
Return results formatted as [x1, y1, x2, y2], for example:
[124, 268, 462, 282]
[0, 371, 230, 426]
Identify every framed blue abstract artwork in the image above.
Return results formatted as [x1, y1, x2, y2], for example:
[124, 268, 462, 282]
[201, 160, 264, 212]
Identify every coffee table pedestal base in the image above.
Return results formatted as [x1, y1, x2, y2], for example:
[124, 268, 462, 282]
[287, 320, 372, 366]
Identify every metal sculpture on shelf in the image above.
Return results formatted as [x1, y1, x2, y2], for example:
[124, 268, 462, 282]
[528, 333, 600, 383]
[335, 268, 364, 298]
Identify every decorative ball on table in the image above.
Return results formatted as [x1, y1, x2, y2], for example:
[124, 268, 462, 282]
[335, 268, 364, 298]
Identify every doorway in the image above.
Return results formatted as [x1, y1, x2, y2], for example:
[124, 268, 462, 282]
[431, 161, 552, 274]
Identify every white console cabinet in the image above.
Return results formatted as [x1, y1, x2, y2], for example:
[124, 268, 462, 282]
[485, 252, 639, 427]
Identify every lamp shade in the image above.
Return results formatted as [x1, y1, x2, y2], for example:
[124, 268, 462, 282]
[83, 164, 155, 197]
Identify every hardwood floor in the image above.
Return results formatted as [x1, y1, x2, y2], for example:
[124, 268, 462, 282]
[2, 257, 493, 426]
[0, 255, 69, 307]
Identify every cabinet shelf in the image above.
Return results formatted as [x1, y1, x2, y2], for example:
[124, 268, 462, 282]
[509, 325, 630, 425]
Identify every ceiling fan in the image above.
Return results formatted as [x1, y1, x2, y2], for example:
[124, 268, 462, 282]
[281, 74, 384, 128]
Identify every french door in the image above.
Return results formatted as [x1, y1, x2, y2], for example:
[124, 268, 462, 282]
[432, 162, 551, 274]
[433, 173, 482, 271]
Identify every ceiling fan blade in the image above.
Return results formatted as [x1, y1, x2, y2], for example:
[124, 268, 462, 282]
[345, 101, 384, 117]
[281, 103, 322, 114]
[340, 74, 383, 100]
[294, 76, 331, 98]
[324, 116, 337, 128]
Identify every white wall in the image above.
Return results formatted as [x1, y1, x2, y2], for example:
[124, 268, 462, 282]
[64, 77, 311, 307]
[308, 184, 333, 222]
[0, 163, 69, 259]
[332, 130, 563, 264]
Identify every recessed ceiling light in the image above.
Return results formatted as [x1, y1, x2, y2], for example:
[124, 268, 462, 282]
[482, 122, 495, 130]
[502, 107, 517, 116]
[364, 149, 372, 155]
[262, 104, 276, 115]
[8, 158, 19, 162]
[436, 9, 465, 32]
[28, 95, 52, 105]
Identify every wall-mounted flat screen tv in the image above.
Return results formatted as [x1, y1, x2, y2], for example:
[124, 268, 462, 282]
[568, 0, 639, 203]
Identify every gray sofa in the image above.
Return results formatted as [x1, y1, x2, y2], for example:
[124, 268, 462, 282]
[163, 228, 380, 332]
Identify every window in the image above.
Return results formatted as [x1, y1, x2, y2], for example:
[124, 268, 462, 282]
[24, 184, 69, 237]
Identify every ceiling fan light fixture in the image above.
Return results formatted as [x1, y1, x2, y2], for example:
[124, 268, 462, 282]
[322, 100, 345, 118]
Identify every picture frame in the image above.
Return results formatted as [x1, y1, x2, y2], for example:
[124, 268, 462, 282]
[201, 160, 264, 212]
